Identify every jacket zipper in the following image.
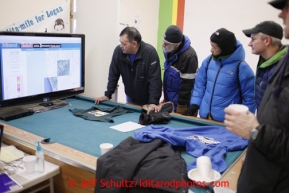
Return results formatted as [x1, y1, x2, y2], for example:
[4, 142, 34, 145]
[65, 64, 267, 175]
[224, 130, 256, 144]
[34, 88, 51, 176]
[208, 61, 223, 119]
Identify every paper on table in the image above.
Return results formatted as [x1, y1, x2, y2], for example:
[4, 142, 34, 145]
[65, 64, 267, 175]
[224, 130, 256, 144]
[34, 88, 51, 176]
[0, 146, 24, 163]
[110, 121, 145, 132]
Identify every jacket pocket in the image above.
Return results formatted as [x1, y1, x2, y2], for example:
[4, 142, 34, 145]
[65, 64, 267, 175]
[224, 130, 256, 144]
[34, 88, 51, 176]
[136, 62, 146, 83]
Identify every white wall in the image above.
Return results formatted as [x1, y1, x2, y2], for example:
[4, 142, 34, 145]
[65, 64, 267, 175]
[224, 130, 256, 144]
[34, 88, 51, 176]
[119, 0, 160, 48]
[116, 0, 160, 103]
[184, 0, 289, 73]
[75, 0, 119, 100]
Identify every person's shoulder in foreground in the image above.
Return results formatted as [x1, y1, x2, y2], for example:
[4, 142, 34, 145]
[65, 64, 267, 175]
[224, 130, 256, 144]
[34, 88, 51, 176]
[224, 1, 289, 192]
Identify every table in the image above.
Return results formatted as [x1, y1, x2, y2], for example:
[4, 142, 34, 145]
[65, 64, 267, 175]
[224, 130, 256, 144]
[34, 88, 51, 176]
[0, 95, 244, 192]
[7, 159, 60, 193]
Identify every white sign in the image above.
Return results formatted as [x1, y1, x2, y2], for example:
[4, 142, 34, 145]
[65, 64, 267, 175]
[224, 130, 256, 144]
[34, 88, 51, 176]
[0, 0, 70, 33]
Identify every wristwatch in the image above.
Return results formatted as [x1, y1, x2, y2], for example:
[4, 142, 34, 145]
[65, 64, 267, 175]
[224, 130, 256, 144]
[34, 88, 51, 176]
[250, 125, 261, 141]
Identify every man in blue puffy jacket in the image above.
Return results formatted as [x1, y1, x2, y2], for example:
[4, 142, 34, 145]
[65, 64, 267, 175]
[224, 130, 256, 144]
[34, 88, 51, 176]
[183, 28, 256, 122]
[242, 21, 286, 110]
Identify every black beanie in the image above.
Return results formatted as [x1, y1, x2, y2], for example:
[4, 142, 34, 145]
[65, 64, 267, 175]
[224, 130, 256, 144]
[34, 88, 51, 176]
[163, 25, 183, 44]
[210, 28, 237, 56]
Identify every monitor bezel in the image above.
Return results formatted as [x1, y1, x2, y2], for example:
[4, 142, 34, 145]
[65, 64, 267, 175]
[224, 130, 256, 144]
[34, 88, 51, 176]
[0, 31, 85, 107]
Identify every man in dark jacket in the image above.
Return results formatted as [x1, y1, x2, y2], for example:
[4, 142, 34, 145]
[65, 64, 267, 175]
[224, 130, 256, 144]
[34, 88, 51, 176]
[243, 21, 286, 110]
[224, 1, 289, 192]
[162, 25, 198, 113]
[95, 27, 162, 112]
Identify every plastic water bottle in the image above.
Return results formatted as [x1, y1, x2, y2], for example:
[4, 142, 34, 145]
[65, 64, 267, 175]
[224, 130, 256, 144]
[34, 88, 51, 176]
[35, 141, 45, 173]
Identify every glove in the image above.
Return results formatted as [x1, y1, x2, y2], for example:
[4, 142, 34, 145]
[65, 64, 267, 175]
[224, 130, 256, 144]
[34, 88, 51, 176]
[176, 104, 187, 114]
[159, 101, 174, 113]
[182, 104, 199, 116]
[149, 111, 171, 124]
[139, 111, 171, 125]
[139, 111, 150, 125]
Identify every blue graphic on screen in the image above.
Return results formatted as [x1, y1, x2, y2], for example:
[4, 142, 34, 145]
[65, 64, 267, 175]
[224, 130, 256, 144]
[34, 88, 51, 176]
[57, 60, 70, 76]
[44, 78, 52, 92]
[48, 77, 58, 91]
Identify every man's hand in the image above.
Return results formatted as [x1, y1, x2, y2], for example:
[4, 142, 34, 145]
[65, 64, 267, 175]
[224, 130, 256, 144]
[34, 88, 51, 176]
[95, 96, 109, 104]
[224, 107, 259, 139]
[148, 104, 160, 112]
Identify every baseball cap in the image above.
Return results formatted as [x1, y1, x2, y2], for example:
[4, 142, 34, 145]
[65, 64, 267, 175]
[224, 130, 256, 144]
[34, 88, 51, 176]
[268, 0, 287, 9]
[163, 25, 183, 44]
[242, 21, 283, 40]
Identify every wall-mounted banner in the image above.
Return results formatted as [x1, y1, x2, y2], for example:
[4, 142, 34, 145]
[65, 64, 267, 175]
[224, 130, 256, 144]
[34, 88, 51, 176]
[0, 0, 70, 33]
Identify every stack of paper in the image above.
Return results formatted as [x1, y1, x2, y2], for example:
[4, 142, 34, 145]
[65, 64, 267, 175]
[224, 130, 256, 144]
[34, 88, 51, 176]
[0, 146, 24, 163]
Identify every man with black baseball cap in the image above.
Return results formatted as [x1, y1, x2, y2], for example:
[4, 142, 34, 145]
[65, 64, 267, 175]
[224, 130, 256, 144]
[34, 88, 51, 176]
[224, 1, 289, 193]
[242, 21, 286, 109]
[269, 0, 287, 10]
[243, 20, 283, 39]
[269, 0, 289, 38]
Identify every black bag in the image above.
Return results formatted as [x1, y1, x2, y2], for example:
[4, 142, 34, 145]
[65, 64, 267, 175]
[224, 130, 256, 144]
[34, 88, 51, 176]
[139, 102, 174, 125]
[139, 111, 171, 125]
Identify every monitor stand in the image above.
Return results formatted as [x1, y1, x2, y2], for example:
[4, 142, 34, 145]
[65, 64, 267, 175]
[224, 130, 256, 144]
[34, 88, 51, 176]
[39, 101, 54, 107]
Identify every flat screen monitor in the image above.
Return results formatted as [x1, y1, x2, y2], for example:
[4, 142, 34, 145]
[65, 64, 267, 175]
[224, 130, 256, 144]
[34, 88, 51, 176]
[0, 31, 85, 107]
